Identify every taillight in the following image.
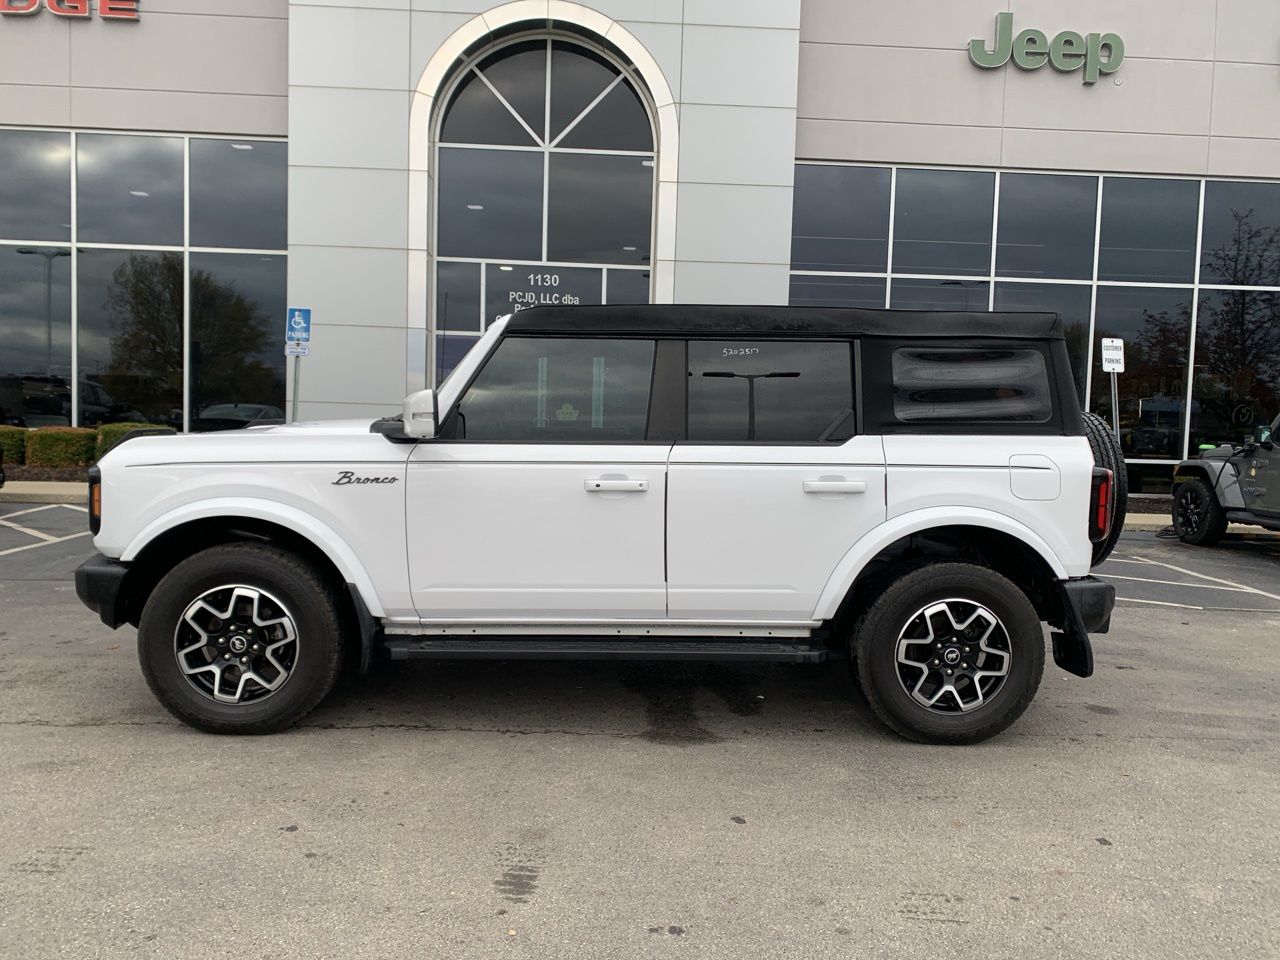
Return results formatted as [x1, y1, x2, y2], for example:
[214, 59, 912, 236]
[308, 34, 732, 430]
[88, 465, 101, 535]
[1089, 466, 1112, 543]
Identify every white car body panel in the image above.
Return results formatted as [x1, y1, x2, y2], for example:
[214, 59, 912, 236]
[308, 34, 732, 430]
[406, 442, 669, 620]
[882, 434, 1094, 579]
[667, 436, 887, 621]
[93, 424, 413, 619]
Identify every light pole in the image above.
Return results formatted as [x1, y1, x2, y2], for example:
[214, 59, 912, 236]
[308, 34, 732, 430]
[16, 248, 71, 377]
[702, 370, 800, 441]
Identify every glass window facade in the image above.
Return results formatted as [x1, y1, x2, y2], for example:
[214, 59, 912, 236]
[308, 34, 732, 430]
[0, 128, 286, 431]
[790, 163, 1280, 492]
[434, 37, 655, 380]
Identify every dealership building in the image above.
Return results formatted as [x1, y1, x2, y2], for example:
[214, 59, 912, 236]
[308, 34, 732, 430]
[1, 0, 1278, 490]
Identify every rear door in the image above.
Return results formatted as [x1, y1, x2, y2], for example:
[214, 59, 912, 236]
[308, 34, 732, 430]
[666, 339, 886, 623]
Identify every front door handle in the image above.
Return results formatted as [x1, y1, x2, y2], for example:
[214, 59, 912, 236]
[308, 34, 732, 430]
[585, 479, 648, 493]
[802, 479, 866, 494]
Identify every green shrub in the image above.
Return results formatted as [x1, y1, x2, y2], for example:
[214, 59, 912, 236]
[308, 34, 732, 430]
[0, 425, 25, 466]
[96, 422, 174, 459]
[25, 427, 98, 467]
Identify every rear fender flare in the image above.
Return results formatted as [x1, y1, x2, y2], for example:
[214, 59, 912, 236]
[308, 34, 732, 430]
[811, 507, 1069, 621]
[119, 497, 385, 617]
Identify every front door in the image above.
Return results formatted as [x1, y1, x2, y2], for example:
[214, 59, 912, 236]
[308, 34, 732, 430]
[666, 339, 886, 623]
[407, 335, 669, 622]
[1241, 414, 1280, 518]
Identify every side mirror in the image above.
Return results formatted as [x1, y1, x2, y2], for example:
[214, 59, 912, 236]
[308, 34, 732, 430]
[402, 388, 437, 439]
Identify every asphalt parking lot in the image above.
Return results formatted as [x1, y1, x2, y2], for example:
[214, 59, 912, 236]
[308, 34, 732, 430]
[0, 501, 1276, 959]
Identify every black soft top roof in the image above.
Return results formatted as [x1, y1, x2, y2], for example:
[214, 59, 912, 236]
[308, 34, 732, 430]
[503, 304, 1063, 340]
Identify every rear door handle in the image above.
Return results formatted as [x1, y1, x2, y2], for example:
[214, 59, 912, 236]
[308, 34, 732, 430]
[585, 479, 648, 493]
[802, 480, 866, 494]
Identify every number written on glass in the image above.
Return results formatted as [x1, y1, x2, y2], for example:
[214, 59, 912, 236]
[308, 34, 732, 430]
[527, 273, 560, 287]
[722, 347, 760, 358]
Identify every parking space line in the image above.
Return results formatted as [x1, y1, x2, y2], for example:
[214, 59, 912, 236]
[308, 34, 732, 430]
[0, 505, 59, 520]
[0, 519, 59, 542]
[1099, 574, 1254, 594]
[0, 532, 90, 557]
[61, 504, 88, 514]
[1131, 555, 1280, 604]
[1117, 597, 1205, 610]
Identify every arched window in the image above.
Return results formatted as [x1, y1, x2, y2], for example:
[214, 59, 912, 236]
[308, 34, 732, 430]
[432, 36, 656, 380]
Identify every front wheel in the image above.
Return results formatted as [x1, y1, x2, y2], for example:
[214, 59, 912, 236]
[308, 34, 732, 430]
[137, 542, 345, 734]
[853, 563, 1045, 744]
[1172, 476, 1227, 546]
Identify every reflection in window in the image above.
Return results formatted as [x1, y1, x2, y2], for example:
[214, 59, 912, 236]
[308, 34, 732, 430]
[893, 169, 994, 276]
[547, 153, 652, 264]
[77, 134, 184, 246]
[996, 174, 1097, 281]
[1098, 177, 1199, 284]
[451, 337, 655, 442]
[994, 282, 1092, 405]
[0, 130, 71, 243]
[437, 147, 544, 261]
[1090, 286, 1192, 460]
[890, 278, 990, 311]
[190, 139, 287, 250]
[188, 254, 286, 431]
[1189, 290, 1280, 449]
[687, 341, 854, 443]
[789, 274, 886, 308]
[77, 249, 183, 426]
[1199, 181, 1280, 287]
[606, 269, 650, 304]
[0, 246, 72, 427]
[791, 164, 890, 272]
[436, 261, 482, 335]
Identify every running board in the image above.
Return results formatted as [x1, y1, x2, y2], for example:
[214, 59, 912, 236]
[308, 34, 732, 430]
[382, 637, 837, 663]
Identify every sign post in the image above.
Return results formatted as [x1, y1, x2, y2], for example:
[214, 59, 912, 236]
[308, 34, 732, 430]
[1100, 337, 1125, 441]
[285, 308, 312, 423]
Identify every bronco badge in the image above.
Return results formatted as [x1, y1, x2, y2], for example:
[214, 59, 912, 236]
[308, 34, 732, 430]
[332, 471, 398, 486]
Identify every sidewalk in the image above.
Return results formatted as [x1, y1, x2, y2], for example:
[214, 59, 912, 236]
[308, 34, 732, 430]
[0, 482, 86, 505]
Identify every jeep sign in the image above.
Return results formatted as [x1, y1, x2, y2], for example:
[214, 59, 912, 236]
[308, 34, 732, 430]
[969, 13, 1123, 85]
[0, 0, 139, 20]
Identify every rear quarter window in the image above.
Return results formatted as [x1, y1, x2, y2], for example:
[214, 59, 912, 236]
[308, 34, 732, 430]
[860, 340, 1064, 434]
[892, 347, 1051, 424]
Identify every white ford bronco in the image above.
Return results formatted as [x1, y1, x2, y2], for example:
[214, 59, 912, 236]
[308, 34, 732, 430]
[75, 305, 1121, 743]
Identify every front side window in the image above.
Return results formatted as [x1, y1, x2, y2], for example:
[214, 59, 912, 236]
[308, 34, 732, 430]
[450, 337, 655, 442]
[687, 341, 854, 443]
[891, 346, 1052, 424]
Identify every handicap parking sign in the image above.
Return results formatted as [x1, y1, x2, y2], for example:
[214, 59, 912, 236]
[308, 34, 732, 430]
[286, 307, 312, 343]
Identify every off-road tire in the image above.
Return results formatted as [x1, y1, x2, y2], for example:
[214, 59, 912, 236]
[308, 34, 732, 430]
[137, 542, 345, 734]
[1082, 411, 1128, 565]
[1172, 475, 1228, 546]
[853, 563, 1045, 744]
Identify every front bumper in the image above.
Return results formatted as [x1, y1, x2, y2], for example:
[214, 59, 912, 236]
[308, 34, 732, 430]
[1050, 576, 1115, 679]
[74, 554, 130, 629]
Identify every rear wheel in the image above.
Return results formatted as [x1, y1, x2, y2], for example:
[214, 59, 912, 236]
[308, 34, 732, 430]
[1081, 411, 1128, 566]
[853, 563, 1045, 744]
[1172, 475, 1227, 546]
[137, 543, 345, 734]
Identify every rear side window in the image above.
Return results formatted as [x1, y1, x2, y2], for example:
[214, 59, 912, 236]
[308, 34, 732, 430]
[687, 340, 855, 443]
[891, 346, 1051, 423]
[449, 336, 655, 441]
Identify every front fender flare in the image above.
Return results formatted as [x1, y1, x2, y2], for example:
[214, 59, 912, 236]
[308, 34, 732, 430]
[119, 497, 386, 618]
[811, 507, 1070, 621]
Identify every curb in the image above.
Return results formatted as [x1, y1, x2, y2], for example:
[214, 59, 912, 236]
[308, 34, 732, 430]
[0, 483, 85, 505]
